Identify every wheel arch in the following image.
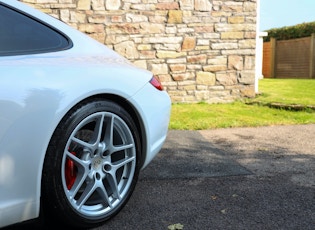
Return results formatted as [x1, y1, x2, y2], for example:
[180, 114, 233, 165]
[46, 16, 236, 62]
[39, 93, 145, 227]
[41, 92, 147, 186]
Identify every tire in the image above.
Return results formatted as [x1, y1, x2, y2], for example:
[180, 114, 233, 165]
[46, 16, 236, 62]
[41, 99, 141, 228]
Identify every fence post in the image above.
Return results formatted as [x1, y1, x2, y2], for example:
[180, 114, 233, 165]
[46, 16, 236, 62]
[270, 37, 276, 78]
[310, 33, 315, 79]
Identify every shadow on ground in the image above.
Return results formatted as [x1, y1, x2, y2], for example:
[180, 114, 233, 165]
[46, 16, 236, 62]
[4, 127, 315, 230]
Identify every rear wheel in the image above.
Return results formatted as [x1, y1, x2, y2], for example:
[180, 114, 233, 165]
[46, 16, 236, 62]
[42, 99, 141, 228]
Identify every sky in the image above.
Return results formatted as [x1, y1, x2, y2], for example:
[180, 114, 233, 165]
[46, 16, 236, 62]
[260, 0, 315, 31]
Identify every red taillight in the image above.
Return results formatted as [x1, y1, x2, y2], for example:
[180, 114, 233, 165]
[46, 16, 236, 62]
[149, 76, 164, 91]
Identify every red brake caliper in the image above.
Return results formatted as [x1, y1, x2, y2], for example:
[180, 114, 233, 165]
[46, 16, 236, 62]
[65, 151, 77, 190]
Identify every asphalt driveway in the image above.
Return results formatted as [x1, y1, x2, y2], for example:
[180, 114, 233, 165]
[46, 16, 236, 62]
[101, 124, 315, 230]
[5, 124, 315, 230]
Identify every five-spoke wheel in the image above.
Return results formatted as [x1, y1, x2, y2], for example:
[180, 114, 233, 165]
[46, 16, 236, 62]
[42, 99, 141, 228]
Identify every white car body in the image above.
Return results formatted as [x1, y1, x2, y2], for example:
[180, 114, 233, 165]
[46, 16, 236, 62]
[0, 0, 171, 228]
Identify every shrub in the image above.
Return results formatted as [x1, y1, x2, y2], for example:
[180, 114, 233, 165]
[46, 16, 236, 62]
[263, 22, 315, 42]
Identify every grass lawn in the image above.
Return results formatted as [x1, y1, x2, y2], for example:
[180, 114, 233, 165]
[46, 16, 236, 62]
[251, 78, 315, 106]
[169, 79, 315, 130]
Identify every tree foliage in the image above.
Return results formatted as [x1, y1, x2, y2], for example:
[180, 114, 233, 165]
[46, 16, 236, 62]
[263, 22, 315, 42]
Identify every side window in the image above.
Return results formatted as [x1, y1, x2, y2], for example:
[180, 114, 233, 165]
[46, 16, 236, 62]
[0, 4, 71, 56]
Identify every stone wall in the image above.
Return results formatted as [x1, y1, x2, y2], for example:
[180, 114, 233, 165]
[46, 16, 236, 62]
[21, 0, 257, 103]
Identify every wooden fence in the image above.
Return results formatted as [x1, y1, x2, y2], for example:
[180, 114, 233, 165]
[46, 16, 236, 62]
[263, 34, 315, 79]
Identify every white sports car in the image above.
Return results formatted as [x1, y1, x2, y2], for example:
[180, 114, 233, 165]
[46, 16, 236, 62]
[0, 0, 171, 228]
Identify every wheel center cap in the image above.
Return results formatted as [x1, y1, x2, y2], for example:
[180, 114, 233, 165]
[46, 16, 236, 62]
[92, 157, 103, 170]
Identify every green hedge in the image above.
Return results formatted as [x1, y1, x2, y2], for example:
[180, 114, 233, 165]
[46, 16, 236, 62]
[263, 22, 315, 42]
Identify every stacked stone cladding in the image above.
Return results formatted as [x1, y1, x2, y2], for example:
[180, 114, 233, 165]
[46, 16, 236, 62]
[21, 0, 257, 103]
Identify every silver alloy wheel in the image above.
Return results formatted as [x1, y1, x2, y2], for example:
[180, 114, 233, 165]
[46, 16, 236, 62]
[61, 111, 136, 217]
